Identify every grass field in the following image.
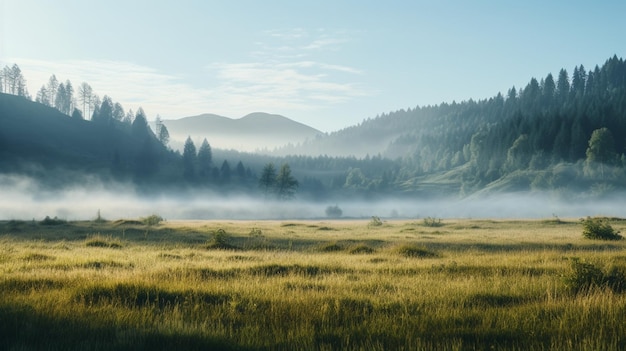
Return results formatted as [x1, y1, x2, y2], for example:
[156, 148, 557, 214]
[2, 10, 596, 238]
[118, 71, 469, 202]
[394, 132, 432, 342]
[1, 216, 626, 350]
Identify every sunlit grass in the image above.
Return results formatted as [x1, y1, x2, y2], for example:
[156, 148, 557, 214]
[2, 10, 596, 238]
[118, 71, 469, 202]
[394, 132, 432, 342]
[1, 218, 626, 349]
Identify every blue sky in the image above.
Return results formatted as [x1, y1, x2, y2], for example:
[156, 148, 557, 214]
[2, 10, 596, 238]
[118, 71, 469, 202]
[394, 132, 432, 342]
[2, 0, 625, 132]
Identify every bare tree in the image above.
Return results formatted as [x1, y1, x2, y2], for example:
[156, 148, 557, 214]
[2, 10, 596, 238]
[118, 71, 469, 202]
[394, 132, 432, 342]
[78, 82, 93, 118]
[47, 75, 59, 106]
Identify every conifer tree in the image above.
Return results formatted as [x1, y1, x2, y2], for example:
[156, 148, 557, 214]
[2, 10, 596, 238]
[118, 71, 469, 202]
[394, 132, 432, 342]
[183, 136, 197, 180]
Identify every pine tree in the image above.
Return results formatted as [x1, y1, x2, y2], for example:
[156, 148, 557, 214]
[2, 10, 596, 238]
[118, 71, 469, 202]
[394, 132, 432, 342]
[220, 160, 231, 183]
[197, 139, 212, 178]
[183, 136, 197, 181]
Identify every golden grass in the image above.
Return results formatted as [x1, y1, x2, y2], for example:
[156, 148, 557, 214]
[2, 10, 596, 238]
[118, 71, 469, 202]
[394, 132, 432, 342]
[1, 218, 626, 350]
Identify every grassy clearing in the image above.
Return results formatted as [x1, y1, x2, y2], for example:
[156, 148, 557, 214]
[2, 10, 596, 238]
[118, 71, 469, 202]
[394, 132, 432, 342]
[1, 218, 626, 350]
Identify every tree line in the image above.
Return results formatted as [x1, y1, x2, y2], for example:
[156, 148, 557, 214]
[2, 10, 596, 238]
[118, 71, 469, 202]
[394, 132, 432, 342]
[4, 56, 626, 199]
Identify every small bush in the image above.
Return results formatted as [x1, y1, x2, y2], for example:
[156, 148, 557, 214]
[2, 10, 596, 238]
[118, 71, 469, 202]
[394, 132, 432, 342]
[368, 216, 383, 227]
[348, 244, 375, 254]
[39, 216, 66, 226]
[397, 244, 439, 258]
[85, 235, 123, 249]
[141, 214, 164, 226]
[564, 259, 626, 294]
[317, 241, 343, 252]
[423, 217, 443, 227]
[249, 228, 263, 237]
[206, 229, 239, 250]
[581, 216, 622, 240]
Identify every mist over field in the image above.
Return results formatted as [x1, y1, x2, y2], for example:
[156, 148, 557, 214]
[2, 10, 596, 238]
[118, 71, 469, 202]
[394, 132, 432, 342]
[1, 174, 624, 221]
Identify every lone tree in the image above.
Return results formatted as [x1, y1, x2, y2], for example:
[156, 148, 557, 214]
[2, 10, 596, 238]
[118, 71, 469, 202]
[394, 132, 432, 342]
[585, 127, 617, 179]
[275, 163, 298, 199]
[258, 163, 277, 197]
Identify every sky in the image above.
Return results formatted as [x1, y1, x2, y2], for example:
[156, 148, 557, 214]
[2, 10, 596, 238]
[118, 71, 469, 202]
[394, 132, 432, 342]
[1, 1, 625, 132]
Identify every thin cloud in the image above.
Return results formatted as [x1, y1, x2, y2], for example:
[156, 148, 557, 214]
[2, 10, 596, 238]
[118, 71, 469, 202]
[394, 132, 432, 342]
[6, 27, 371, 125]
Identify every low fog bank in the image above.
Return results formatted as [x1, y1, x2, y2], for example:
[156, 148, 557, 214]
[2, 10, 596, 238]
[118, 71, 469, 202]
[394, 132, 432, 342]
[1, 175, 625, 221]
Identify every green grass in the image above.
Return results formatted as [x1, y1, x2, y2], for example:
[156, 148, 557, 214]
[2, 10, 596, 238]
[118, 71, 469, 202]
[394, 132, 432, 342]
[1, 218, 626, 350]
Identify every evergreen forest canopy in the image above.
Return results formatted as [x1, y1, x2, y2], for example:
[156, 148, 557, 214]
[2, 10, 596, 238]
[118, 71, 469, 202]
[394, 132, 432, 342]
[1, 55, 626, 204]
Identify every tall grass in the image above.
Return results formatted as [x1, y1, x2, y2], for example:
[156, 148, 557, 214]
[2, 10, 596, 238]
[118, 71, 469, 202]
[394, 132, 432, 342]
[1, 218, 626, 350]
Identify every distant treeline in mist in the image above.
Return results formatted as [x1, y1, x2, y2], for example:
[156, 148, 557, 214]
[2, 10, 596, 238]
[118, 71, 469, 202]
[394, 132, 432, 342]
[2, 56, 626, 199]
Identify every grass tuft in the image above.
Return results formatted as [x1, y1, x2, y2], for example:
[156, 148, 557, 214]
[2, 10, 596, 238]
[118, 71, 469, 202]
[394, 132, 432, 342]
[348, 244, 375, 254]
[396, 244, 440, 258]
[85, 234, 123, 249]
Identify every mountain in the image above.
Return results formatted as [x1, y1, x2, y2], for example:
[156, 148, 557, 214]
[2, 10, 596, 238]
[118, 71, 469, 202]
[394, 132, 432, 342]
[162, 112, 323, 152]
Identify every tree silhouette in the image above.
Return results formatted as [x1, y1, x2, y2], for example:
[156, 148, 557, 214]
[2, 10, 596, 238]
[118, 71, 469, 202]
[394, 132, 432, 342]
[220, 160, 231, 183]
[197, 139, 212, 178]
[276, 163, 298, 199]
[131, 107, 150, 140]
[585, 128, 617, 179]
[258, 163, 277, 197]
[183, 136, 197, 181]
[78, 82, 93, 118]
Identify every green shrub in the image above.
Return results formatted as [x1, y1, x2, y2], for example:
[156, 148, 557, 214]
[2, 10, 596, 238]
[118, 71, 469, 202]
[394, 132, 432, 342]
[580, 216, 622, 240]
[39, 216, 66, 226]
[397, 244, 439, 258]
[85, 235, 123, 249]
[368, 216, 383, 227]
[348, 244, 375, 254]
[317, 242, 343, 252]
[206, 229, 239, 250]
[141, 214, 164, 226]
[564, 258, 626, 294]
[249, 228, 263, 237]
[422, 217, 443, 227]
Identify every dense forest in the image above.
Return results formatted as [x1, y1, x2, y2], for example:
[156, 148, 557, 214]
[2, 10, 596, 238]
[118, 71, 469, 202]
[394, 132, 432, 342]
[2, 55, 626, 200]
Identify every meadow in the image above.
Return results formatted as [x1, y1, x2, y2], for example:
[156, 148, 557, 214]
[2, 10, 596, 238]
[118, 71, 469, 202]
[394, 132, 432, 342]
[1, 216, 626, 350]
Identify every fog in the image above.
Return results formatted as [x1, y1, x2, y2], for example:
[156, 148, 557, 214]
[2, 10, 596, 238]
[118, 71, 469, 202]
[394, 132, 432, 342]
[1, 175, 625, 221]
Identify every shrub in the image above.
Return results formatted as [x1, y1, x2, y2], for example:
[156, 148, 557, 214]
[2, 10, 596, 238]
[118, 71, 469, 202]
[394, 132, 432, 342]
[348, 244, 375, 254]
[85, 235, 123, 249]
[141, 214, 164, 226]
[368, 216, 383, 227]
[39, 216, 66, 226]
[423, 217, 443, 227]
[249, 228, 263, 237]
[206, 229, 239, 250]
[317, 241, 343, 252]
[397, 244, 439, 258]
[580, 216, 622, 240]
[564, 258, 626, 294]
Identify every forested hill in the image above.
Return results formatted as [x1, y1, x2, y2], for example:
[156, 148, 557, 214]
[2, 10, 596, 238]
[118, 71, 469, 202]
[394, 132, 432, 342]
[268, 55, 626, 196]
[1, 56, 626, 200]
[276, 56, 626, 162]
[0, 93, 174, 184]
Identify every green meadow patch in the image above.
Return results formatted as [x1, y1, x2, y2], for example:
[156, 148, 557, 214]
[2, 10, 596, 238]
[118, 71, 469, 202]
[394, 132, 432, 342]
[2, 218, 626, 350]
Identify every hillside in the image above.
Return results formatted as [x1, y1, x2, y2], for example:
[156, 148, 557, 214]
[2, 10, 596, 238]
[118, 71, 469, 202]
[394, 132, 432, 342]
[162, 112, 323, 152]
[276, 56, 626, 162]
[0, 93, 171, 184]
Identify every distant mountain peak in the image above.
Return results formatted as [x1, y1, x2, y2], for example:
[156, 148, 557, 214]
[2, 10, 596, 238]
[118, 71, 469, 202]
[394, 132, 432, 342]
[162, 112, 323, 153]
